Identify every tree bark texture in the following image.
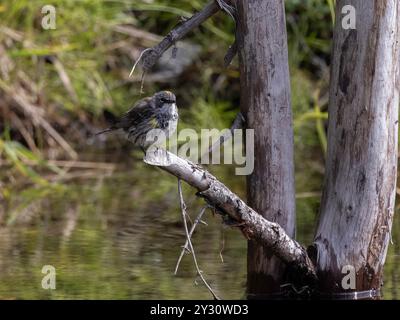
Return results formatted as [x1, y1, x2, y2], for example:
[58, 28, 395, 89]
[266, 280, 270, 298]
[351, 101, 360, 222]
[235, 0, 296, 296]
[313, 0, 400, 295]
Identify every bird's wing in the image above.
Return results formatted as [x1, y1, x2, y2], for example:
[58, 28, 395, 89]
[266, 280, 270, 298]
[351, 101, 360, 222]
[116, 97, 155, 130]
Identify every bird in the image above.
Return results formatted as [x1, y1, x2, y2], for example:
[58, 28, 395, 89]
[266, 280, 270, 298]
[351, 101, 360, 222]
[96, 91, 178, 150]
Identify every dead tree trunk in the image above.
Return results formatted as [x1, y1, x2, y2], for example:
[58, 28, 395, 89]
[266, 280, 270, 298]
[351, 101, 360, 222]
[236, 0, 297, 297]
[312, 0, 400, 297]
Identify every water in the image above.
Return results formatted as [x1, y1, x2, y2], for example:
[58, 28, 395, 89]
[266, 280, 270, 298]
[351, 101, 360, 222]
[0, 157, 399, 299]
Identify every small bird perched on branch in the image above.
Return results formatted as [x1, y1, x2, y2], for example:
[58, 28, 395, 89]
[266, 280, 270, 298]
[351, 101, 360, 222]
[96, 91, 178, 150]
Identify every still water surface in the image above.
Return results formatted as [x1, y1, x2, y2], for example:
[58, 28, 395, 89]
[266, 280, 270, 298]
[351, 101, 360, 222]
[0, 157, 399, 299]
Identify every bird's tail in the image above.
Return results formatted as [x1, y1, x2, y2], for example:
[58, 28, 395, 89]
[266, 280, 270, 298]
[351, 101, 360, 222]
[95, 127, 115, 135]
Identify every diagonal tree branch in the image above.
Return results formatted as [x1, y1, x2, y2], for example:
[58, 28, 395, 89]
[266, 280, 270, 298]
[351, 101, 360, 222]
[135, 1, 221, 72]
[144, 149, 317, 286]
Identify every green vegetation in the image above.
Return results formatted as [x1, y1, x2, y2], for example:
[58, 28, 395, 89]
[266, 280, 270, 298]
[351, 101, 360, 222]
[0, 0, 332, 215]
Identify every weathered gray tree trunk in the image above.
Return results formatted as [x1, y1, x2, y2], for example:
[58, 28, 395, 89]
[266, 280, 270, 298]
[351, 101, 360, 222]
[236, 0, 296, 297]
[313, 0, 400, 296]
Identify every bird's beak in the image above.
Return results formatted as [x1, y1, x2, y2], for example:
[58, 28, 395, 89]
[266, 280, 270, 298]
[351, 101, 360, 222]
[168, 102, 177, 112]
[170, 103, 178, 119]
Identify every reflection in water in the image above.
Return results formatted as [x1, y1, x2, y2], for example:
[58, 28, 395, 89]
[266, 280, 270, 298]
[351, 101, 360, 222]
[0, 160, 399, 299]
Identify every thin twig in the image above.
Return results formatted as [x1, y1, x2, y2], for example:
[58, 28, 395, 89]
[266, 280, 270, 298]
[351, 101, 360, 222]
[210, 111, 245, 153]
[219, 227, 225, 263]
[224, 40, 237, 67]
[200, 111, 245, 162]
[139, 71, 146, 95]
[177, 179, 220, 300]
[175, 205, 208, 275]
[216, 0, 237, 67]
[129, 48, 152, 77]
[216, 0, 236, 21]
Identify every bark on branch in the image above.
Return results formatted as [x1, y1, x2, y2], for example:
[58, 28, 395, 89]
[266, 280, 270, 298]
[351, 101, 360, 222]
[143, 148, 317, 285]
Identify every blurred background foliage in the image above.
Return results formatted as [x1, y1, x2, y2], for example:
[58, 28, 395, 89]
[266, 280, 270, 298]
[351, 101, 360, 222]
[1, 0, 398, 300]
[0, 0, 331, 222]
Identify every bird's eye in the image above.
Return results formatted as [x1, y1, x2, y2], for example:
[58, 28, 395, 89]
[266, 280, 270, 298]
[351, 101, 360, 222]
[160, 98, 175, 104]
